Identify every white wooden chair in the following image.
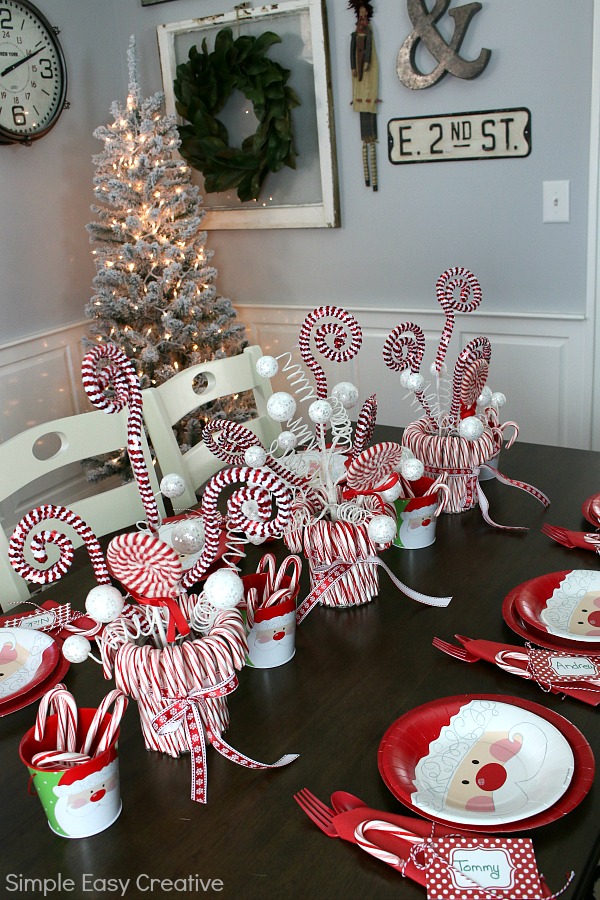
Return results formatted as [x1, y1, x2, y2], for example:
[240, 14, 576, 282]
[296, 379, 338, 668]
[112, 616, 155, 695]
[0, 408, 165, 610]
[142, 346, 280, 510]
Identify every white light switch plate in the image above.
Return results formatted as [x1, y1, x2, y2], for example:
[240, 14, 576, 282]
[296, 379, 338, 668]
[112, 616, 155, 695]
[543, 180, 570, 223]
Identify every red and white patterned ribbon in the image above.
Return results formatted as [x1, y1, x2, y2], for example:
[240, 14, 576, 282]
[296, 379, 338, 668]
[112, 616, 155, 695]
[0, 601, 102, 638]
[475, 465, 550, 530]
[151, 673, 298, 803]
[296, 556, 452, 624]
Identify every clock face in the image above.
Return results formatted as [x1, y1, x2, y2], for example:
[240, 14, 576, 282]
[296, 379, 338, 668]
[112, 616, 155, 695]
[0, 0, 67, 142]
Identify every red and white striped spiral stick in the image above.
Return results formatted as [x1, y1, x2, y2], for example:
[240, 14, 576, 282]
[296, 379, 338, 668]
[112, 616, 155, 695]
[81, 344, 161, 532]
[34, 684, 79, 753]
[449, 336, 491, 426]
[434, 267, 483, 373]
[382, 323, 437, 426]
[298, 306, 363, 400]
[9, 504, 111, 585]
[181, 466, 292, 589]
[203, 420, 258, 465]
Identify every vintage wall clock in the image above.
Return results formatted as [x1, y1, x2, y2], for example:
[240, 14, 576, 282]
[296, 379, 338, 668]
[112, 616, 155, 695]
[0, 0, 67, 144]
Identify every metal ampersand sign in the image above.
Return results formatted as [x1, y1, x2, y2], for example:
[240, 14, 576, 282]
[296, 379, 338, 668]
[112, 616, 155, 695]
[397, 0, 491, 89]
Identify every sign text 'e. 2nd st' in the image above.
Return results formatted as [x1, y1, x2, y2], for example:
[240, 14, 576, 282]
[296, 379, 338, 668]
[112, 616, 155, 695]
[388, 108, 531, 164]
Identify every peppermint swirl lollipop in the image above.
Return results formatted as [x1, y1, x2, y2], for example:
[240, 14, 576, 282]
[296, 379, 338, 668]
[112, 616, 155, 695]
[107, 532, 183, 598]
[81, 344, 161, 532]
[450, 336, 492, 426]
[298, 306, 362, 400]
[346, 442, 404, 491]
[434, 267, 483, 374]
[9, 504, 111, 585]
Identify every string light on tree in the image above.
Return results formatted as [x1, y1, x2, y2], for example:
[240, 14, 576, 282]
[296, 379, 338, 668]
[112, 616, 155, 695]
[84, 36, 252, 484]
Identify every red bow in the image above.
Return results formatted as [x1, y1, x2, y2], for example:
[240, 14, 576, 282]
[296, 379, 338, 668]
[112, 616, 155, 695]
[130, 592, 190, 643]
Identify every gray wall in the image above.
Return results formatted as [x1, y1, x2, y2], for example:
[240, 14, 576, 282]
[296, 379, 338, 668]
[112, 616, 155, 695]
[0, 0, 593, 346]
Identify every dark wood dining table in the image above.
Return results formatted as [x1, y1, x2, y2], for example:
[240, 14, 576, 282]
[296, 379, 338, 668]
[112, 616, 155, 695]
[1, 424, 600, 900]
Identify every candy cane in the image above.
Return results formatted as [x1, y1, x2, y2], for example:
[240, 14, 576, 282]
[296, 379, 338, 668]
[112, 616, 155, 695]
[82, 689, 129, 756]
[351, 394, 378, 458]
[450, 336, 491, 426]
[82, 344, 161, 532]
[182, 466, 293, 589]
[434, 267, 483, 373]
[459, 357, 489, 415]
[9, 504, 111, 585]
[298, 307, 362, 401]
[35, 684, 79, 753]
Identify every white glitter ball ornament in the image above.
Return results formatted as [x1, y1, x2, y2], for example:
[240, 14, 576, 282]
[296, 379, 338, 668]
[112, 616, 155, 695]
[308, 399, 333, 424]
[256, 355, 279, 378]
[62, 634, 92, 663]
[404, 372, 425, 392]
[171, 519, 205, 554]
[85, 585, 125, 623]
[491, 391, 507, 408]
[401, 458, 425, 481]
[477, 386, 493, 407]
[241, 499, 262, 522]
[267, 391, 297, 422]
[203, 568, 244, 609]
[277, 431, 297, 451]
[160, 473, 186, 498]
[244, 445, 267, 467]
[430, 361, 447, 376]
[379, 478, 404, 503]
[458, 416, 485, 440]
[367, 515, 397, 544]
[331, 381, 359, 410]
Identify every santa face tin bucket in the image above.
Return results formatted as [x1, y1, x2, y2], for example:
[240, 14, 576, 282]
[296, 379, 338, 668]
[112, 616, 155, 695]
[242, 573, 296, 668]
[393, 493, 439, 549]
[20, 708, 121, 838]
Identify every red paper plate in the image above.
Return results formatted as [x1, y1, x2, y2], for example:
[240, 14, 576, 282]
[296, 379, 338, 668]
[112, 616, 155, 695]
[503, 573, 600, 655]
[513, 570, 600, 643]
[0, 627, 60, 704]
[378, 694, 594, 833]
[582, 493, 600, 528]
[0, 648, 70, 717]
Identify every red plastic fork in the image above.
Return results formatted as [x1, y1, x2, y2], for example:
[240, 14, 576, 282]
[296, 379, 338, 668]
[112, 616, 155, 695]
[431, 636, 478, 662]
[541, 522, 600, 552]
[294, 788, 338, 837]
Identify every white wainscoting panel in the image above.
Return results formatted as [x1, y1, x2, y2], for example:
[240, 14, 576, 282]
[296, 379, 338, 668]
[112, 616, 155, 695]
[0, 322, 96, 531]
[236, 304, 592, 450]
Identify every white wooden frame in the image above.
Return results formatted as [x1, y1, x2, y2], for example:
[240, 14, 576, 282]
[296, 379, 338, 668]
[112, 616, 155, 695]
[156, 0, 340, 230]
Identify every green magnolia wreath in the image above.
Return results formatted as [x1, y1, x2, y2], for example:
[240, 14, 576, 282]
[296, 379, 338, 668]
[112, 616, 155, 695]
[173, 27, 301, 203]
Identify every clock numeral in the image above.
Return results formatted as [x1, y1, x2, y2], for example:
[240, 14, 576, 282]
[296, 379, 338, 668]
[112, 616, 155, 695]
[39, 58, 52, 78]
[0, 8, 13, 30]
[12, 104, 26, 126]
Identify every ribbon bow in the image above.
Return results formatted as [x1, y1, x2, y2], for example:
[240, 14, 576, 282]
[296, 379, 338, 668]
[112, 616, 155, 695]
[151, 673, 298, 803]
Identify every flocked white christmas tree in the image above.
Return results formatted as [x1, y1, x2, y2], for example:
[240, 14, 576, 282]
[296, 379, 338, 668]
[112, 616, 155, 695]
[84, 36, 252, 482]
